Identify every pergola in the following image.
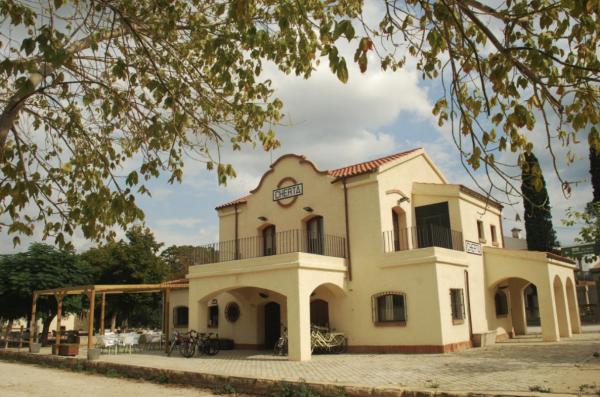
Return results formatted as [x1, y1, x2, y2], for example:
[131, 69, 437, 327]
[30, 281, 188, 355]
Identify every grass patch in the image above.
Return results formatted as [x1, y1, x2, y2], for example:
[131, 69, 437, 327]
[529, 385, 552, 393]
[272, 381, 320, 397]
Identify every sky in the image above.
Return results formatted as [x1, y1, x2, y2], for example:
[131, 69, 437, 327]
[0, 8, 594, 255]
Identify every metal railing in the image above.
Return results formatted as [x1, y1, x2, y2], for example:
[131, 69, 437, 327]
[383, 225, 464, 253]
[192, 229, 346, 265]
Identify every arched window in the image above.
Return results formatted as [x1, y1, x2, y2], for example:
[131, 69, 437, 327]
[495, 290, 509, 316]
[262, 225, 276, 256]
[372, 292, 406, 324]
[306, 216, 324, 255]
[173, 306, 189, 327]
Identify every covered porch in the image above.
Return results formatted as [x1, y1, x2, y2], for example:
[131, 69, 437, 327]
[484, 247, 581, 342]
[187, 252, 347, 361]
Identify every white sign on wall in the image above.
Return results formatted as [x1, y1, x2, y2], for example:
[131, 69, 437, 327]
[465, 240, 482, 255]
[273, 183, 303, 201]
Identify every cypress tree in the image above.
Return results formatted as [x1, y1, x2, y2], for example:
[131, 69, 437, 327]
[520, 152, 559, 251]
[591, 145, 600, 202]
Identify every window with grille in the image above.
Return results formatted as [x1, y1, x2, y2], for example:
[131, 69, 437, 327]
[450, 288, 465, 323]
[372, 292, 406, 324]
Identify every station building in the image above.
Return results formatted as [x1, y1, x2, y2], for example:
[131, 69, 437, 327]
[180, 148, 580, 361]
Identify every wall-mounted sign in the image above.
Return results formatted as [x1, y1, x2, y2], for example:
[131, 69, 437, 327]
[465, 240, 482, 255]
[273, 182, 303, 202]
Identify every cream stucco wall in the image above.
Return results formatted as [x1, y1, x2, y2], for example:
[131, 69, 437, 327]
[183, 149, 580, 361]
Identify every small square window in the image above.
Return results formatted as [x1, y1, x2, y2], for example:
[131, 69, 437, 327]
[450, 289, 465, 324]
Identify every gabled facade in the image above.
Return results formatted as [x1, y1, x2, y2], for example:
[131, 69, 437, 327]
[186, 149, 580, 361]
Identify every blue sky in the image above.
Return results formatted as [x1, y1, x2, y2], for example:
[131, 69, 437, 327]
[0, 12, 594, 254]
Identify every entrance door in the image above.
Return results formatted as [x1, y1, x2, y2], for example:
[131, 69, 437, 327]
[415, 202, 451, 249]
[310, 299, 329, 328]
[264, 302, 281, 349]
[263, 225, 276, 256]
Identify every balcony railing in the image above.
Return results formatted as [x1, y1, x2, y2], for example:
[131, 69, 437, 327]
[383, 225, 464, 253]
[192, 229, 346, 265]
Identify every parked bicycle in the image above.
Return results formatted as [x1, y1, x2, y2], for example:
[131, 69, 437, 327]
[273, 326, 288, 356]
[166, 330, 187, 357]
[273, 325, 346, 355]
[179, 330, 220, 358]
[310, 325, 346, 354]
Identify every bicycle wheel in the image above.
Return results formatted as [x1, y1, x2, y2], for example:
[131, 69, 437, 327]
[331, 335, 347, 354]
[166, 339, 176, 357]
[274, 338, 286, 356]
[203, 338, 219, 356]
[179, 339, 195, 358]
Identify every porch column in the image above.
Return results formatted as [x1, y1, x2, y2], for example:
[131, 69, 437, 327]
[55, 294, 64, 353]
[29, 293, 38, 350]
[555, 281, 572, 338]
[287, 288, 311, 361]
[99, 293, 106, 335]
[567, 283, 581, 334]
[163, 288, 171, 353]
[537, 283, 560, 342]
[87, 289, 96, 352]
[508, 283, 527, 335]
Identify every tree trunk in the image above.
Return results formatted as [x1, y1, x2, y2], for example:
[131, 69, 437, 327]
[41, 314, 55, 347]
[110, 312, 117, 332]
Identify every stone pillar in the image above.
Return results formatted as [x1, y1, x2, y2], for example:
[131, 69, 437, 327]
[509, 283, 527, 335]
[537, 283, 560, 342]
[287, 288, 311, 361]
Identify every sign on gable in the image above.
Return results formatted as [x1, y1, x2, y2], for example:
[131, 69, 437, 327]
[273, 183, 303, 202]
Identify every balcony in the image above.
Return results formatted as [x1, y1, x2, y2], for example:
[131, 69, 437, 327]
[192, 229, 347, 265]
[383, 225, 464, 253]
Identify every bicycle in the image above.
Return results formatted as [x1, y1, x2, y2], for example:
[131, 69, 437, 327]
[179, 330, 220, 357]
[273, 326, 288, 356]
[310, 325, 346, 354]
[166, 330, 187, 357]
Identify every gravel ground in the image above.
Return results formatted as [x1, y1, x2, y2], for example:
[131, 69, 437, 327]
[0, 361, 217, 397]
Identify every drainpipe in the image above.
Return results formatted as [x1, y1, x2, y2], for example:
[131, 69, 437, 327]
[464, 270, 473, 341]
[343, 178, 353, 281]
[234, 203, 239, 260]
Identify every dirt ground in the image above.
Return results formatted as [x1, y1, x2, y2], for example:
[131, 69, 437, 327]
[0, 361, 217, 397]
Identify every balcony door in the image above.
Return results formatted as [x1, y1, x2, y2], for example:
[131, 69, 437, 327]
[306, 216, 324, 255]
[415, 202, 452, 249]
[262, 225, 276, 256]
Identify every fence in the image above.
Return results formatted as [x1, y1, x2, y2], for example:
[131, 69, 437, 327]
[192, 229, 346, 265]
[383, 225, 464, 253]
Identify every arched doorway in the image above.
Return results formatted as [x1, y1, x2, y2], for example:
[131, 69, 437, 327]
[306, 216, 324, 255]
[264, 302, 281, 349]
[310, 299, 329, 327]
[392, 207, 408, 250]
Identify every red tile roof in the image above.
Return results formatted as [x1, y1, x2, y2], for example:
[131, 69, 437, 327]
[328, 148, 421, 179]
[215, 194, 250, 210]
[216, 149, 421, 209]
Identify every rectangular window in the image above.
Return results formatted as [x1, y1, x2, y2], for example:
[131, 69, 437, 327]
[450, 289, 465, 324]
[477, 220, 485, 242]
[373, 293, 406, 323]
[490, 225, 498, 245]
[208, 305, 219, 328]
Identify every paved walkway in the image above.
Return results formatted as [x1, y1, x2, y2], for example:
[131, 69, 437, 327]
[93, 331, 600, 395]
